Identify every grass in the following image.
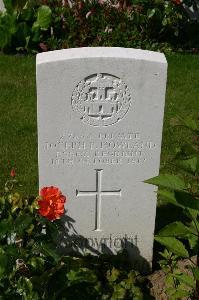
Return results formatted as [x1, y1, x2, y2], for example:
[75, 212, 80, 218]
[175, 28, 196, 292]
[161, 54, 199, 169]
[0, 53, 198, 196]
[0, 55, 37, 195]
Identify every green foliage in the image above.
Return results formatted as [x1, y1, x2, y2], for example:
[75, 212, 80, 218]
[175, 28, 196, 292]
[0, 11, 17, 49]
[145, 174, 187, 191]
[0, 1, 52, 52]
[158, 249, 197, 299]
[155, 236, 189, 257]
[34, 5, 51, 29]
[0, 0, 198, 53]
[146, 116, 199, 298]
[0, 179, 151, 299]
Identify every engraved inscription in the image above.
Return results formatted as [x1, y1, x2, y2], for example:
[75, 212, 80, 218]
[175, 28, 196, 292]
[44, 131, 156, 166]
[76, 169, 121, 231]
[72, 73, 131, 126]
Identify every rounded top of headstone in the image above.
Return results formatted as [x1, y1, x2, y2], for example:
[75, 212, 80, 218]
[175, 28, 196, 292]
[36, 47, 167, 65]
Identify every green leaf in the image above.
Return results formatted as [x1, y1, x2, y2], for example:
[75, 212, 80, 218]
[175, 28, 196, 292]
[17, 277, 33, 296]
[39, 242, 60, 263]
[187, 234, 198, 251]
[175, 191, 199, 211]
[34, 5, 52, 30]
[0, 12, 17, 48]
[158, 222, 192, 237]
[155, 236, 189, 258]
[162, 18, 167, 26]
[189, 220, 198, 235]
[112, 283, 126, 299]
[175, 156, 198, 174]
[145, 174, 186, 191]
[3, 0, 27, 12]
[28, 257, 45, 273]
[147, 8, 156, 18]
[158, 189, 179, 206]
[21, 7, 34, 22]
[106, 267, 120, 282]
[168, 288, 191, 299]
[14, 214, 33, 235]
[0, 195, 5, 206]
[192, 267, 199, 280]
[175, 273, 195, 289]
[165, 274, 175, 287]
[0, 217, 13, 239]
[31, 24, 41, 43]
[185, 208, 198, 220]
[12, 0, 27, 12]
[126, 270, 136, 287]
[159, 249, 173, 260]
[176, 143, 198, 159]
[67, 268, 97, 284]
[0, 248, 8, 276]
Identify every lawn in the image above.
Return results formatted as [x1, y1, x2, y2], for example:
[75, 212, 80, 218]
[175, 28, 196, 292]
[0, 53, 198, 196]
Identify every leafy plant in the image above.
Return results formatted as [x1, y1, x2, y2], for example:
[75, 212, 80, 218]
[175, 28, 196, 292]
[0, 0, 52, 52]
[0, 0, 198, 53]
[0, 176, 151, 299]
[146, 116, 199, 299]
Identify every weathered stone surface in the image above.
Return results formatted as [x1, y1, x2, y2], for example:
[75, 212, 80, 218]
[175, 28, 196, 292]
[37, 47, 167, 269]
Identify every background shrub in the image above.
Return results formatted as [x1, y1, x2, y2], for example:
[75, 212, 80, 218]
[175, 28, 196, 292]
[0, 0, 198, 53]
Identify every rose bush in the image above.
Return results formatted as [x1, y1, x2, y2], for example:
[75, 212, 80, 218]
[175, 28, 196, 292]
[0, 175, 151, 299]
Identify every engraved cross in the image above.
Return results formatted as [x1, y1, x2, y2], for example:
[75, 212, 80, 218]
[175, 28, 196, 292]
[90, 74, 113, 101]
[76, 169, 122, 231]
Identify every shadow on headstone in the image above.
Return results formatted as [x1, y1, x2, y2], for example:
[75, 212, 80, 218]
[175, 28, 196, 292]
[57, 214, 150, 275]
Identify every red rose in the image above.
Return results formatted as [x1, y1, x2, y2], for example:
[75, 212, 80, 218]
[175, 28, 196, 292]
[172, 0, 182, 5]
[38, 186, 67, 221]
[10, 168, 16, 177]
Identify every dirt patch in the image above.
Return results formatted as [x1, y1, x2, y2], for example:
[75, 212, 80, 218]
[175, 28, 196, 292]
[148, 257, 196, 300]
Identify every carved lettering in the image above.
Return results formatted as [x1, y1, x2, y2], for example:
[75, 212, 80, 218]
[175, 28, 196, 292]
[44, 131, 156, 166]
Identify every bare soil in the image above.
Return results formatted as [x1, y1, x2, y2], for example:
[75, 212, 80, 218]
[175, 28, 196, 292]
[148, 257, 196, 300]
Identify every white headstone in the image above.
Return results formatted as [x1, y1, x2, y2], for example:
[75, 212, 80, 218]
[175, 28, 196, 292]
[0, 0, 5, 11]
[37, 47, 167, 270]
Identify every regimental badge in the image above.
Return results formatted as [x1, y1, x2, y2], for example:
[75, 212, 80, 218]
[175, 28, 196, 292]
[71, 73, 131, 126]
